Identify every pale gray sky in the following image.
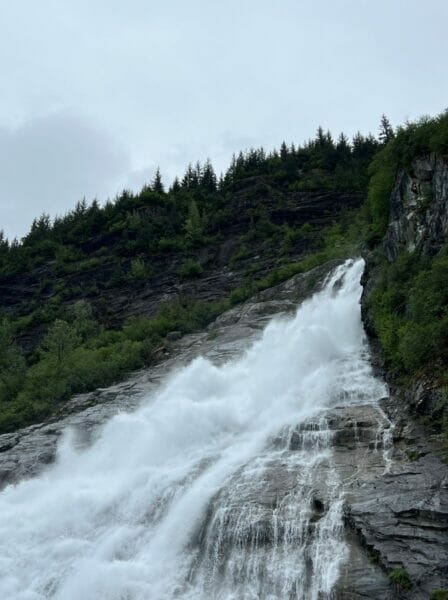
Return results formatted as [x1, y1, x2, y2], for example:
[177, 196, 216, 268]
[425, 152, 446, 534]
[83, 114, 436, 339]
[1, 0, 447, 239]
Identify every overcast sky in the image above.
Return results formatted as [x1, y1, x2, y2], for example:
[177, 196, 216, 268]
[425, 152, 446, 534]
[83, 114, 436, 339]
[1, 0, 447, 240]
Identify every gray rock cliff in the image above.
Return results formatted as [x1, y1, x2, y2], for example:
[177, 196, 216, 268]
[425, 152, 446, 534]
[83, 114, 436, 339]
[384, 153, 448, 261]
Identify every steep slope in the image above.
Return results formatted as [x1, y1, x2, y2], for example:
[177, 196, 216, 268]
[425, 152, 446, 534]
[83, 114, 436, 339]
[0, 186, 362, 352]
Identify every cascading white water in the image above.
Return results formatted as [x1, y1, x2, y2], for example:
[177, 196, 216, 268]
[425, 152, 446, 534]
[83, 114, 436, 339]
[0, 259, 387, 600]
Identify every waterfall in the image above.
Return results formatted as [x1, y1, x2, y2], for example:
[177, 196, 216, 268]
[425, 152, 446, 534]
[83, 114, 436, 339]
[0, 259, 387, 600]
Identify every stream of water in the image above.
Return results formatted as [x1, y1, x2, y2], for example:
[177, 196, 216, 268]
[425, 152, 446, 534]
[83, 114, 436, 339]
[0, 259, 387, 599]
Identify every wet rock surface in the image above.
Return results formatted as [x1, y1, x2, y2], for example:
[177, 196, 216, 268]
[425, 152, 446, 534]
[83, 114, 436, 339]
[341, 400, 448, 598]
[1, 258, 447, 598]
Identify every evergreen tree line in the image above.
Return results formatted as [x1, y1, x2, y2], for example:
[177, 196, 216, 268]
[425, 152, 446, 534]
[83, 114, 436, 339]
[0, 116, 395, 266]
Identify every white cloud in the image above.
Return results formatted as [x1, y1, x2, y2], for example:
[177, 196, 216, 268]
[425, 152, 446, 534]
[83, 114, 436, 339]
[0, 112, 129, 240]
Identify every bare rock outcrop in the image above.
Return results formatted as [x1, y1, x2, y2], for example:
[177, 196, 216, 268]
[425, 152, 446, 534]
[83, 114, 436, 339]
[384, 153, 448, 261]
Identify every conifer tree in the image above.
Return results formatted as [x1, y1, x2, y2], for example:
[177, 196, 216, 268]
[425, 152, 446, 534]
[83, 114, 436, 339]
[182, 164, 199, 189]
[152, 167, 165, 193]
[200, 159, 217, 192]
[170, 177, 181, 193]
[25, 213, 51, 244]
[316, 126, 326, 146]
[75, 199, 87, 215]
[378, 114, 394, 144]
[336, 133, 351, 160]
[325, 130, 334, 147]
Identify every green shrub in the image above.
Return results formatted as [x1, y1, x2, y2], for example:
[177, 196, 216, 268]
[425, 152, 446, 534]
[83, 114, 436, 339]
[158, 237, 185, 252]
[55, 245, 84, 268]
[280, 224, 313, 255]
[74, 257, 103, 272]
[123, 315, 167, 342]
[11, 314, 34, 333]
[389, 567, 412, 590]
[179, 259, 203, 279]
[229, 284, 255, 305]
[431, 589, 448, 600]
[229, 243, 251, 268]
[129, 258, 150, 281]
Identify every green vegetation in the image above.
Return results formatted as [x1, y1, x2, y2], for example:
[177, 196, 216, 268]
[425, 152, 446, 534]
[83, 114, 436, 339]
[0, 320, 27, 404]
[431, 590, 448, 600]
[179, 259, 203, 279]
[0, 297, 225, 433]
[368, 248, 448, 375]
[229, 244, 251, 269]
[389, 567, 413, 590]
[129, 258, 150, 281]
[368, 246, 448, 448]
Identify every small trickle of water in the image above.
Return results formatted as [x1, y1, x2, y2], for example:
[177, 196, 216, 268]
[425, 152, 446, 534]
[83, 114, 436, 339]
[0, 259, 387, 599]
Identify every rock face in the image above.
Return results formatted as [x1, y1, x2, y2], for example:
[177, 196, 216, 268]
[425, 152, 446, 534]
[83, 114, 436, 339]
[343, 398, 448, 599]
[384, 153, 448, 261]
[1, 258, 447, 598]
[359, 151, 448, 597]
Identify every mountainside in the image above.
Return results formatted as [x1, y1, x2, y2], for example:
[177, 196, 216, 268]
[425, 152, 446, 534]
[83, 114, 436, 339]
[0, 111, 448, 598]
[0, 127, 376, 433]
[0, 187, 362, 352]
